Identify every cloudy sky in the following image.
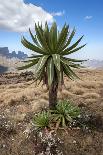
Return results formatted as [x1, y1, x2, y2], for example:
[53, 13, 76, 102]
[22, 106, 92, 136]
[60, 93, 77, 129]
[0, 0, 103, 60]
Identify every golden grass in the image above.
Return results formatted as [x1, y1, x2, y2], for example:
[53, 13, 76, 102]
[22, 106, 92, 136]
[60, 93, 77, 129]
[0, 69, 103, 116]
[82, 92, 100, 99]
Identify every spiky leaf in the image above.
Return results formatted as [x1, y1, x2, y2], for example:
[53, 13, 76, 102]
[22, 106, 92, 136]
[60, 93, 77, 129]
[62, 28, 76, 50]
[47, 57, 54, 86]
[52, 54, 60, 71]
[62, 44, 86, 55]
[35, 55, 49, 73]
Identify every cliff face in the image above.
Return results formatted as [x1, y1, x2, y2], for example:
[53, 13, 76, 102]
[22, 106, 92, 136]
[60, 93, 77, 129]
[0, 55, 24, 73]
[0, 47, 27, 59]
[0, 47, 28, 73]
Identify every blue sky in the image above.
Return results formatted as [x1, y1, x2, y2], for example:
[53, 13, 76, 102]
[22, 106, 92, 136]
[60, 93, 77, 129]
[0, 0, 103, 60]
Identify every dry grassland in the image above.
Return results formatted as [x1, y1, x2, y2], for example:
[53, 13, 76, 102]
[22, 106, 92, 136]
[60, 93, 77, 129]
[0, 69, 103, 155]
[0, 69, 103, 117]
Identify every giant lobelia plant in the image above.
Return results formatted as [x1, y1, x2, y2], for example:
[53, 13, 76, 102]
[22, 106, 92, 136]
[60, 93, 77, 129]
[18, 22, 86, 109]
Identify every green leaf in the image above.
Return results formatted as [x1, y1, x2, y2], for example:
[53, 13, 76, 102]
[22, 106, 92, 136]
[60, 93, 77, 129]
[64, 57, 87, 63]
[21, 36, 46, 54]
[62, 44, 86, 55]
[52, 54, 60, 71]
[29, 28, 41, 48]
[66, 114, 73, 122]
[34, 67, 44, 83]
[17, 61, 36, 70]
[35, 23, 50, 53]
[22, 58, 39, 63]
[56, 24, 69, 51]
[61, 57, 72, 66]
[62, 63, 74, 80]
[35, 23, 45, 47]
[62, 62, 79, 79]
[67, 65, 80, 79]
[28, 54, 42, 59]
[62, 35, 84, 54]
[62, 28, 76, 50]
[44, 22, 51, 51]
[61, 57, 83, 69]
[35, 55, 49, 74]
[50, 22, 57, 51]
[47, 57, 54, 86]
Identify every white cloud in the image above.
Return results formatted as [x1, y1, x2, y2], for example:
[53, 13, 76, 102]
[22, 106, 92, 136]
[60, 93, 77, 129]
[0, 0, 54, 32]
[85, 16, 93, 20]
[51, 11, 65, 16]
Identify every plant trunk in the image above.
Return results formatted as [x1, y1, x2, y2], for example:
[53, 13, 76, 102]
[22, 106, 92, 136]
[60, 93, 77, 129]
[49, 79, 58, 109]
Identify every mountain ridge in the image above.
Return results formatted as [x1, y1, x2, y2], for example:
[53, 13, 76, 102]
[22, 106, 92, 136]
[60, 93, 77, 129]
[0, 47, 28, 59]
[84, 59, 103, 69]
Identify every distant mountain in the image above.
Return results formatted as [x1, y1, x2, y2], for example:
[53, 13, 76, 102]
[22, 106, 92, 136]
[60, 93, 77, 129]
[0, 47, 28, 59]
[0, 47, 28, 73]
[84, 60, 103, 69]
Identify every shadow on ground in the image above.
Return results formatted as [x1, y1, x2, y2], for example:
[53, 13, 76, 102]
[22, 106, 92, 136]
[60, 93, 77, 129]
[0, 65, 8, 74]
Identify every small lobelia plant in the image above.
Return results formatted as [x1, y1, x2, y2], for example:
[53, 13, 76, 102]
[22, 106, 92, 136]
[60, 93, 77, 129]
[33, 111, 50, 129]
[50, 100, 80, 129]
[18, 22, 86, 109]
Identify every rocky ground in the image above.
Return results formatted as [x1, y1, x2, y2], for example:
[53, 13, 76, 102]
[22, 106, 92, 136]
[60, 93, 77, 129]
[0, 69, 103, 155]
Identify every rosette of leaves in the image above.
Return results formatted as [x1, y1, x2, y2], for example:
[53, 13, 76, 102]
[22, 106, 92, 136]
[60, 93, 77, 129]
[33, 111, 50, 129]
[50, 100, 80, 129]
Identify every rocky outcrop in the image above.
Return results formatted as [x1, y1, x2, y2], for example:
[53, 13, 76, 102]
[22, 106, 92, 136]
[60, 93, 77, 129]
[0, 47, 27, 59]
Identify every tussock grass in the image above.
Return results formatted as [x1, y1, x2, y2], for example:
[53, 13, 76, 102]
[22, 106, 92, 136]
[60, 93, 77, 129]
[82, 92, 100, 99]
[0, 69, 103, 119]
